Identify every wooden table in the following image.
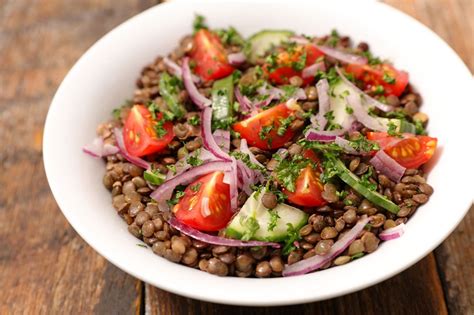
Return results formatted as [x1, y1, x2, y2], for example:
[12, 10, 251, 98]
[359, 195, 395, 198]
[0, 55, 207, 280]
[1, 1, 472, 314]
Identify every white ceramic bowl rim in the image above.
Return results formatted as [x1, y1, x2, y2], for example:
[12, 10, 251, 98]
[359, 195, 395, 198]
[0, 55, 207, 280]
[44, 0, 473, 306]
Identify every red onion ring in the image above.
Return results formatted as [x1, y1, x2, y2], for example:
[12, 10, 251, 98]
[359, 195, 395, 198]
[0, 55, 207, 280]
[302, 61, 326, 79]
[335, 67, 395, 112]
[227, 52, 246, 66]
[314, 44, 368, 65]
[168, 217, 281, 248]
[370, 149, 406, 182]
[346, 93, 387, 132]
[304, 128, 345, 142]
[200, 107, 231, 161]
[235, 86, 254, 112]
[113, 128, 151, 170]
[379, 223, 405, 241]
[283, 215, 370, 276]
[310, 78, 330, 129]
[82, 137, 119, 158]
[163, 57, 200, 83]
[182, 57, 211, 109]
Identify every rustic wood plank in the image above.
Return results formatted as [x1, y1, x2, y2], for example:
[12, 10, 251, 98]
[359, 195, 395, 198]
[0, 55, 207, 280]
[145, 254, 447, 315]
[0, 1, 154, 314]
[383, 1, 474, 313]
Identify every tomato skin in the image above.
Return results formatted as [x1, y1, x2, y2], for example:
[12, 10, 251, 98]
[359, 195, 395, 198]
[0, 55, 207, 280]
[266, 44, 325, 86]
[367, 132, 437, 169]
[283, 165, 326, 208]
[345, 63, 409, 97]
[173, 172, 233, 232]
[190, 29, 234, 82]
[233, 102, 298, 150]
[123, 105, 174, 157]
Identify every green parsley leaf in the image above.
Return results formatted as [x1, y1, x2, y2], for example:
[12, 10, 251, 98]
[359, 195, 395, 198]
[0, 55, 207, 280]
[277, 116, 295, 136]
[186, 151, 203, 166]
[387, 121, 401, 137]
[383, 73, 396, 84]
[193, 14, 208, 33]
[240, 216, 260, 241]
[216, 26, 245, 46]
[190, 182, 202, 192]
[267, 210, 280, 232]
[373, 85, 385, 95]
[274, 154, 314, 192]
[359, 168, 377, 191]
[259, 125, 274, 140]
[188, 115, 200, 126]
[167, 186, 186, 206]
[282, 223, 301, 255]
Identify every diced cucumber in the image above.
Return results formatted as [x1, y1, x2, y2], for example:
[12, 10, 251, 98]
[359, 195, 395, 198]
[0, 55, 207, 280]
[245, 30, 294, 63]
[225, 191, 308, 242]
[330, 81, 416, 134]
[212, 75, 234, 122]
[332, 159, 400, 214]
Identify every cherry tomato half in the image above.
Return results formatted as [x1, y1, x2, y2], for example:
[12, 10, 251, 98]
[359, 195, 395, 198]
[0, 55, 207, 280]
[190, 29, 234, 82]
[173, 171, 233, 232]
[345, 63, 409, 97]
[123, 105, 174, 157]
[233, 102, 300, 150]
[367, 132, 437, 169]
[283, 165, 326, 208]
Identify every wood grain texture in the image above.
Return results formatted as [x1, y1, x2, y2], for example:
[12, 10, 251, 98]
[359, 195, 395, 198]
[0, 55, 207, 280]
[0, 1, 155, 314]
[384, 1, 474, 314]
[145, 254, 447, 315]
[0, 0, 472, 314]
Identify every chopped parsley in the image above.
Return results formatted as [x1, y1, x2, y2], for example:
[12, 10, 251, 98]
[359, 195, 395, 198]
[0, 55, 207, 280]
[277, 116, 295, 136]
[240, 216, 260, 241]
[274, 154, 315, 192]
[193, 14, 208, 33]
[383, 73, 396, 84]
[387, 121, 402, 137]
[345, 106, 354, 114]
[212, 116, 237, 130]
[373, 85, 385, 95]
[167, 186, 186, 206]
[190, 182, 202, 192]
[166, 164, 177, 175]
[216, 26, 245, 46]
[360, 168, 377, 191]
[230, 151, 266, 172]
[282, 223, 301, 255]
[259, 125, 274, 140]
[153, 119, 168, 138]
[327, 29, 340, 47]
[136, 244, 148, 248]
[320, 153, 341, 183]
[112, 100, 132, 120]
[348, 135, 380, 152]
[324, 110, 342, 130]
[267, 210, 280, 232]
[186, 151, 203, 166]
[143, 169, 166, 185]
[414, 120, 427, 135]
[362, 51, 382, 65]
[315, 67, 340, 86]
[292, 51, 307, 71]
[188, 115, 200, 126]
[386, 110, 408, 120]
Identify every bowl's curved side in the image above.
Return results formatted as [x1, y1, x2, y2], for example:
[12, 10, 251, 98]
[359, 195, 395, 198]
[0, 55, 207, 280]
[44, 0, 474, 306]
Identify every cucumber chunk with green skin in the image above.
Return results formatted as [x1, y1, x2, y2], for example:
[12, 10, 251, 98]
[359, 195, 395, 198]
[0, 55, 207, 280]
[245, 30, 294, 63]
[211, 75, 234, 122]
[225, 191, 308, 242]
[330, 81, 416, 133]
[332, 159, 400, 214]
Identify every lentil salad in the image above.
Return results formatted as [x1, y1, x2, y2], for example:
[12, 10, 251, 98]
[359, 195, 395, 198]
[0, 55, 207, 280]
[84, 15, 437, 277]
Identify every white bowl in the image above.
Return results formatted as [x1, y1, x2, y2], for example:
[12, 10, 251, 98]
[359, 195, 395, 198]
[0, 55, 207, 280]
[44, 0, 473, 306]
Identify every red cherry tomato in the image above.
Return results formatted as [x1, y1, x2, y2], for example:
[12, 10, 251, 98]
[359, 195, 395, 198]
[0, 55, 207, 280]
[345, 63, 409, 97]
[367, 132, 437, 169]
[233, 102, 300, 150]
[283, 165, 326, 207]
[123, 105, 174, 157]
[190, 29, 234, 82]
[266, 44, 325, 86]
[173, 171, 233, 232]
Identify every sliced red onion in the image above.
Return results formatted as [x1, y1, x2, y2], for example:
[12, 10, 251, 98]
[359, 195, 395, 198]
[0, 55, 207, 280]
[302, 61, 326, 79]
[239, 138, 265, 170]
[335, 67, 394, 112]
[201, 107, 231, 161]
[150, 161, 232, 208]
[283, 215, 370, 276]
[334, 136, 358, 154]
[113, 128, 151, 170]
[227, 52, 246, 66]
[82, 137, 119, 158]
[235, 160, 255, 195]
[310, 78, 330, 129]
[213, 129, 230, 153]
[166, 148, 220, 180]
[379, 223, 405, 241]
[235, 86, 254, 112]
[314, 44, 368, 65]
[228, 157, 239, 210]
[168, 217, 281, 248]
[258, 83, 306, 101]
[305, 128, 345, 142]
[370, 149, 406, 182]
[346, 93, 387, 132]
[163, 57, 200, 83]
[182, 57, 211, 109]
